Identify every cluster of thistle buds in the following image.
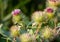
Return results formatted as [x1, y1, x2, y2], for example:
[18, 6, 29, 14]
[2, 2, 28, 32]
[9, 0, 60, 42]
[31, 0, 60, 40]
[32, 0, 60, 26]
[10, 9, 37, 42]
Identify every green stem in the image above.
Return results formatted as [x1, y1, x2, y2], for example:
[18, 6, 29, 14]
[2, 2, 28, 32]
[2, 14, 12, 22]
[7, 38, 8, 42]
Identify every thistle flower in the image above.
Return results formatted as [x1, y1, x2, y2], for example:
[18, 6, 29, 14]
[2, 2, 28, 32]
[47, 0, 60, 7]
[12, 9, 21, 15]
[44, 7, 54, 19]
[20, 33, 36, 42]
[41, 26, 53, 39]
[31, 11, 44, 23]
[11, 9, 21, 24]
[10, 25, 20, 37]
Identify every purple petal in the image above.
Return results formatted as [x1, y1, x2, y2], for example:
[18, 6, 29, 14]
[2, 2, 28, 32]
[12, 9, 21, 15]
[50, 0, 56, 2]
[46, 8, 53, 13]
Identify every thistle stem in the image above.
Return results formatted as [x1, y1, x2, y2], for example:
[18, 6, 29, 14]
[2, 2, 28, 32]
[35, 23, 42, 37]
[6, 38, 8, 42]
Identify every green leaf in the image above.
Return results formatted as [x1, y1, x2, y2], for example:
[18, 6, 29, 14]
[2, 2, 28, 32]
[48, 20, 55, 28]
[57, 23, 60, 27]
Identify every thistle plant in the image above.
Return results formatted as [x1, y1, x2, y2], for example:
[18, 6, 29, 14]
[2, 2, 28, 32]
[0, 0, 60, 42]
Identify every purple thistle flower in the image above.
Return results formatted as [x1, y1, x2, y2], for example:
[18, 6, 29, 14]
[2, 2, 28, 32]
[12, 9, 21, 15]
[44, 7, 54, 13]
[49, 0, 60, 3]
[50, 0, 56, 2]
[46, 8, 53, 13]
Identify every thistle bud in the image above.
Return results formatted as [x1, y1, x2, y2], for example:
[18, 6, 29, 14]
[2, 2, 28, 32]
[20, 33, 36, 42]
[41, 26, 53, 39]
[44, 7, 54, 19]
[11, 9, 21, 24]
[31, 11, 44, 23]
[10, 25, 20, 37]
